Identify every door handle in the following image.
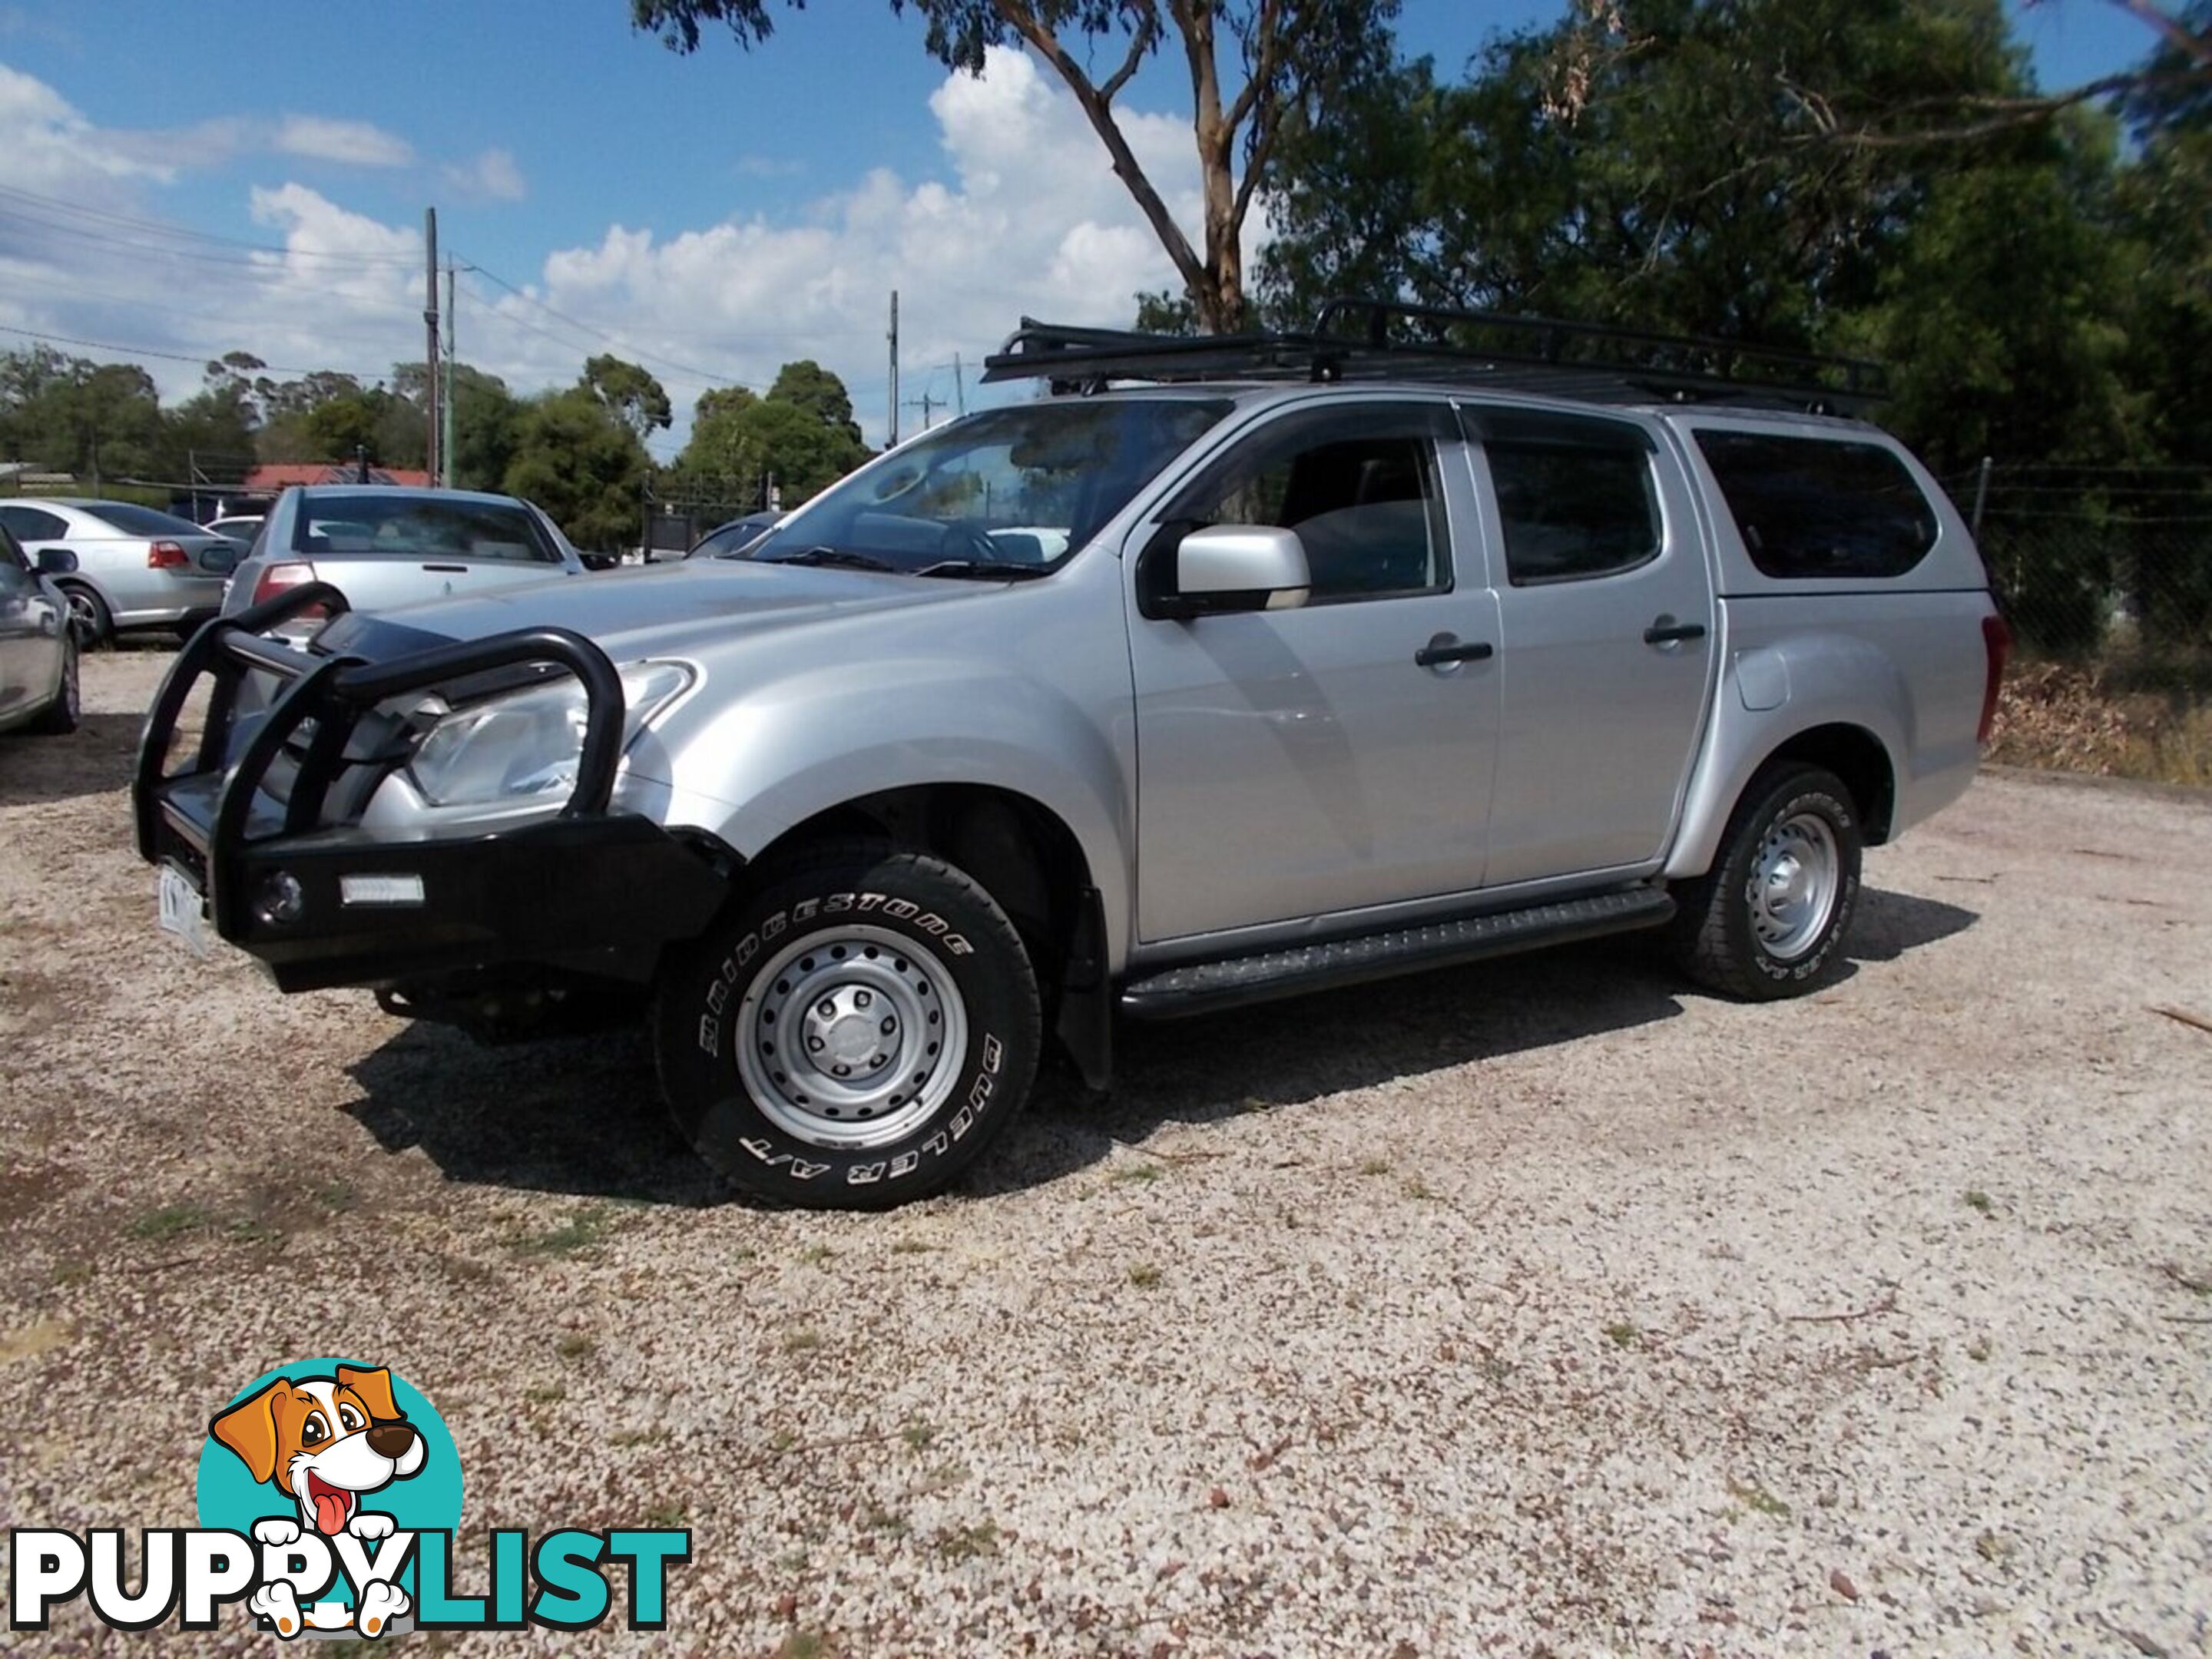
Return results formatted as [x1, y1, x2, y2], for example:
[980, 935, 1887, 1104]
[1643, 619, 1707, 645]
[1415, 635, 1494, 669]
[420, 563, 467, 573]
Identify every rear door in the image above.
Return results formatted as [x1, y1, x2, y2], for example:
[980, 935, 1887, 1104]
[1462, 404, 1717, 886]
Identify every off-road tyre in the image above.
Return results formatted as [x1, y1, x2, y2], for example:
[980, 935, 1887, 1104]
[655, 839, 1041, 1210]
[27, 632, 79, 735]
[1668, 762, 1862, 1001]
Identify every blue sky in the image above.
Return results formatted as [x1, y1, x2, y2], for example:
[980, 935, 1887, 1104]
[0, 1, 2167, 452]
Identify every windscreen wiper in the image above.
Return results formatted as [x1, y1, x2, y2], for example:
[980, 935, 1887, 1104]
[909, 560, 1052, 581]
[757, 546, 899, 573]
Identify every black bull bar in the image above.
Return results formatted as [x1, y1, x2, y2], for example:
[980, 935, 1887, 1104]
[132, 583, 727, 990]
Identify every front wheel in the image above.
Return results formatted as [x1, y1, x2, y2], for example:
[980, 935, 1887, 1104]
[28, 632, 80, 735]
[1668, 763, 1862, 1001]
[655, 840, 1041, 1210]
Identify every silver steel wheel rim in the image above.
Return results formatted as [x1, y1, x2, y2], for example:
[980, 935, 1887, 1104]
[64, 591, 99, 641]
[733, 924, 969, 1149]
[1750, 810, 1839, 961]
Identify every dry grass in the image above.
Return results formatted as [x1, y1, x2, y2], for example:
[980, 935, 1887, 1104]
[1987, 658, 2212, 785]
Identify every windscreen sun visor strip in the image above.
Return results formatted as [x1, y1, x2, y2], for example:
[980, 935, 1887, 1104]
[134, 581, 626, 939]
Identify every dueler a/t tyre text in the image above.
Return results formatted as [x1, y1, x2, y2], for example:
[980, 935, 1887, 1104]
[1669, 761, 1863, 1001]
[655, 839, 1041, 1209]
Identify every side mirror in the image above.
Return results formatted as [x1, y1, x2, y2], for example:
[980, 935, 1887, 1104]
[34, 548, 78, 576]
[1160, 525, 1310, 618]
[200, 545, 239, 576]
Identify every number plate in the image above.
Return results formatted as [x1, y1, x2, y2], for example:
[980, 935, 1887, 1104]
[157, 863, 212, 959]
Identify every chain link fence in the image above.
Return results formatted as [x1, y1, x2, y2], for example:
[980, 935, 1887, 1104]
[1957, 465, 2212, 783]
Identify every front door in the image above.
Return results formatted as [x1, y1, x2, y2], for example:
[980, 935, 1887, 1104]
[1128, 399, 1502, 943]
[1462, 405, 1717, 886]
[0, 528, 55, 718]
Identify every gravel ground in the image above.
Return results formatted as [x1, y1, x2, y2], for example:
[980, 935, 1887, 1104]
[2, 649, 2208, 1657]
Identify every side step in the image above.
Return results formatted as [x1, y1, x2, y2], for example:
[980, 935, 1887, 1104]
[1119, 886, 1676, 1020]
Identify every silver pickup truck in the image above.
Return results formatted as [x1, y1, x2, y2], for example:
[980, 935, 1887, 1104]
[134, 304, 2008, 1210]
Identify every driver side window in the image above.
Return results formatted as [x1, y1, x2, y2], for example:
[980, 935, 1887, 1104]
[1163, 403, 1455, 602]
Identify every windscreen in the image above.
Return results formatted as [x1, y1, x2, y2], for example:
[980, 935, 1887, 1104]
[740, 398, 1234, 574]
[293, 494, 561, 564]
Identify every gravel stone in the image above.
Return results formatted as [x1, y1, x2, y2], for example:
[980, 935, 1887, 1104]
[0, 648, 2207, 1654]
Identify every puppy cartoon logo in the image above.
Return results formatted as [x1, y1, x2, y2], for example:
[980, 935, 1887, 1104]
[11, 1357, 687, 1637]
[197, 1358, 463, 1641]
[208, 1365, 426, 1635]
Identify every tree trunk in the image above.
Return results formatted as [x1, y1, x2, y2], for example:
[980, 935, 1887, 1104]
[1171, 0, 1245, 333]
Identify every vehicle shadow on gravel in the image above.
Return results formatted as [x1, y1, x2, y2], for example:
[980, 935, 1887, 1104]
[344, 1025, 725, 1207]
[336, 885, 1975, 1207]
[980, 883, 1980, 1195]
[0, 714, 147, 807]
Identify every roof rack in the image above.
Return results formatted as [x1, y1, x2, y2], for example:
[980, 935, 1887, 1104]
[981, 297, 1887, 415]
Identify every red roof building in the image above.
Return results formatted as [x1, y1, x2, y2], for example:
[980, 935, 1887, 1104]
[242, 463, 432, 492]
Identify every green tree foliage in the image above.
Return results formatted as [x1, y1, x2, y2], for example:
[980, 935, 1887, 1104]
[449, 365, 527, 492]
[505, 389, 651, 551]
[581, 353, 674, 439]
[630, 0, 1399, 331]
[669, 363, 871, 509]
[0, 346, 161, 485]
[155, 383, 259, 482]
[1263, 0, 2048, 344]
[767, 360, 863, 445]
[1254, 0, 2206, 480]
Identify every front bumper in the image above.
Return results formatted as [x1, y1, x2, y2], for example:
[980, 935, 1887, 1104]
[134, 585, 729, 992]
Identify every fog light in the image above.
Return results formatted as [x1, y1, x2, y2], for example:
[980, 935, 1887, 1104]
[340, 873, 426, 907]
[256, 871, 305, 926]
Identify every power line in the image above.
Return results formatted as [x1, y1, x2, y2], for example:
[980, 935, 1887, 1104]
[0, 321, 384, 379]
[0, 182, 426, 266]
[451, 283, 727, 392]
[0, 204, 422, 276]
[0, 264, 425, 343]
[459, 258, 758, 391]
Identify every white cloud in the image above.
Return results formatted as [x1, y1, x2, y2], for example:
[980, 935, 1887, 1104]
[0, 48, 1250, 450]
[0, 61, 180, 193]
[733, 154, 805, 180]
[505, 46, 1212, 443]
[442, 146, 526, 202]
[274, 114, 414, 167]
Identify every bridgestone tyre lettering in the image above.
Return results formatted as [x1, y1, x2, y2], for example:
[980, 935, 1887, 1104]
[655, 839, 1041, 1210]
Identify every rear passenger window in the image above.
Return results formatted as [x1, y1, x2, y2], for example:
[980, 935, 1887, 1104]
[0, 505, 67, 543]
[1695, 431, 1937, 579]
[1470, 410, 1661, 585]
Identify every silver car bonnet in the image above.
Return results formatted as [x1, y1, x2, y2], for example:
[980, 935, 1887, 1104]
[332, 557, 989, 662]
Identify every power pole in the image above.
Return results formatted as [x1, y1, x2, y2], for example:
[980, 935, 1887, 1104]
[442, 260, 457, 488]
[423, 207, 441, 488]
[904, 386, 944, 432]
[952, 353, 967, 417]
[886, 290, 900, 449]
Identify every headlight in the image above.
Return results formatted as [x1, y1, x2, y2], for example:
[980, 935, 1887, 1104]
[406, 660, 692, 808]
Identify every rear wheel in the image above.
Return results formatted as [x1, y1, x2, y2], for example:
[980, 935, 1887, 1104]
[1669, 762, 1862, 1000]
[655, 840, 1041, 1209]
[56, 581, 110, 648]
[28, 632, 79, 735]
